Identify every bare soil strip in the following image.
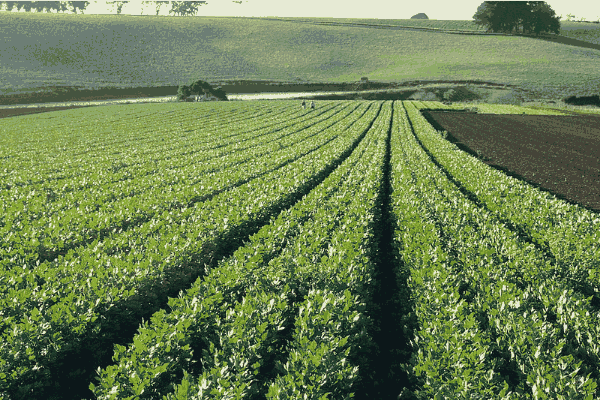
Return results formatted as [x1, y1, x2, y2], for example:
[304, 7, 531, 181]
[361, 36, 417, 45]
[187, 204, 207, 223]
[0, 105, 98, 119]
[423, 111, 600, 212]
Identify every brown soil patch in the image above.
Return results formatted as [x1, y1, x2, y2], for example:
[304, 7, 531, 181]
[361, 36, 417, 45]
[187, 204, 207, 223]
[423, 111, 600, 212]
[0, 105, 98, 119]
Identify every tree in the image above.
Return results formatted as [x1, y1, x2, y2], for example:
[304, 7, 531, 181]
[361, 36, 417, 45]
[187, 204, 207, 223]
[154, 0, 169, 15]
[141, 0, 168, 15]
[179, 79, 228, 101]
[1, 1, 26, 11]
[565, 13, 575, 21]
[20, 1, 34, 11]
[189, 79, 212, 96]
[473, 2, 497, 32]
[117, 1, 128, 14]
[526, 2, 560, 34]
[50, 1, 70, 12]
[1, 1, 70, 13]
[66, 1, 89, 13]
[169, 1, 206, 16]
[34, 1, 65, 12]
[211, 86, 228, 101]
[473, 1, 529, 33]
[473, 1, 560, 35]
[107, 1, 129, 14]
[3, 1, 29, 12]
[176, 84, 192, 101]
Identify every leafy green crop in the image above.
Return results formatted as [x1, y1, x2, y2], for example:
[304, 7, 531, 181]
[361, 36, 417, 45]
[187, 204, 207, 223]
[89, 101, 387, 399]
[1, 100, 598, 399]
[391, 102, 599, 398]
[0, 100, 375, 396]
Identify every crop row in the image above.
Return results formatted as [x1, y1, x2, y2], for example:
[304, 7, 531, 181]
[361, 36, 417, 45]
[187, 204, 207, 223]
[0, 102, 297, 227]
[3, 99, 597, 399]
[408, 102, 600, 305]
[90, 101, 393, 400]
[0, 101, 278, 166]
[0, 101, 380, 398]
[0, 102, 349, 271]
[0, 102, 322, 224]
[0, 102, 307, 204]
[390, 102, 599, 398]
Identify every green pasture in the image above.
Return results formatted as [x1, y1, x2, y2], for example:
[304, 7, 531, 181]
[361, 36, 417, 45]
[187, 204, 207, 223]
[267, 17, 489, 31]
[285, 17, 600, 42]
[556, 20, 600, 45]
[1, 13, 600, 100]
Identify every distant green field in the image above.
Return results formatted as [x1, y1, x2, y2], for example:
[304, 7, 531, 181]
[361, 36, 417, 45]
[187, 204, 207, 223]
[558, 21, 600, 45]
[270, 17, 488, 31]
[1, 13, 600, 100]
[289, 17, 600, 41]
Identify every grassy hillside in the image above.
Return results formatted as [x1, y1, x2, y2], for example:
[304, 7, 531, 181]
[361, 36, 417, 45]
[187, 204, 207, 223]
[1, 13, 600, 100]
[267, 17, 488, 31]
[559, 21, 600, 45]
[284, 17, 600, 40]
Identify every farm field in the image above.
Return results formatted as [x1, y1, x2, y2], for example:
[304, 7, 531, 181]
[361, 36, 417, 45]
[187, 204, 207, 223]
[276, 17, 600, 41]
[558, 21, 600, 45]
[1, 100, 600, 399]
[257, 17, 490, 32]
[422, 109, 600, 211]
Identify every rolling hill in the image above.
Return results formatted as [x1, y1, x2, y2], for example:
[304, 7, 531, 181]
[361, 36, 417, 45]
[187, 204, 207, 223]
[1, 13, 599, 101]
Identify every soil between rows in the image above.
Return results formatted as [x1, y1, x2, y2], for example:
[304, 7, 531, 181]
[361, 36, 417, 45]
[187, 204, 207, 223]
[423, 111, 600, 212]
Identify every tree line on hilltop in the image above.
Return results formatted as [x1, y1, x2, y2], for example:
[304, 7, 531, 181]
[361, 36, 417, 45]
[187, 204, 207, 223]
[0, 1, 89, 13]
[0, 0, 588, 29]
[0, 1, 207, 15]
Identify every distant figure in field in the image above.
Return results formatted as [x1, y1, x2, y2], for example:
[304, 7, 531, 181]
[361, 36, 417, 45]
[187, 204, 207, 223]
[301, 100, 306, 109]
[310, 101, 315, 109]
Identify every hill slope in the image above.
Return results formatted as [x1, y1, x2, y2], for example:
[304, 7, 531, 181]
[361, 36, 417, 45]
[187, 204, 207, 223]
[1, 13, 599, 99]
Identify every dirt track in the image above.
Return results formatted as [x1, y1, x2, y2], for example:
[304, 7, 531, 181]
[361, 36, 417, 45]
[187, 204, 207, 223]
[424, 111, 600, 212]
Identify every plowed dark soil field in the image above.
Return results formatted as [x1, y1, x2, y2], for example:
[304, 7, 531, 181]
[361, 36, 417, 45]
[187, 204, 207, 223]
[423, 111, 600, 212]
[0, 105, 96, 119]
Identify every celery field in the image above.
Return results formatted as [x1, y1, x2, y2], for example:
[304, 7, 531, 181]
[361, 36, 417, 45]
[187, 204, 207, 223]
[1, 100, 599, 399]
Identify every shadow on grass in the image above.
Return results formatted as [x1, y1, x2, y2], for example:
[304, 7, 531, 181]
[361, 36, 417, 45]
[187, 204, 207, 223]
[519, 32, 600, 52]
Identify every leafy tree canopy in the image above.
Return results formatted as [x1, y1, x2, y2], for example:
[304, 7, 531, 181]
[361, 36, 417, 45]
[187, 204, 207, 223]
[1, 1, 88, 13]
[178, 79, 228, 101]
[189, 79, 212, 94]
[1, 1, 206, 15]
[169, 1, 206, 16]
[473, 1, 560, 35]
[107, 0, 128, 14]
